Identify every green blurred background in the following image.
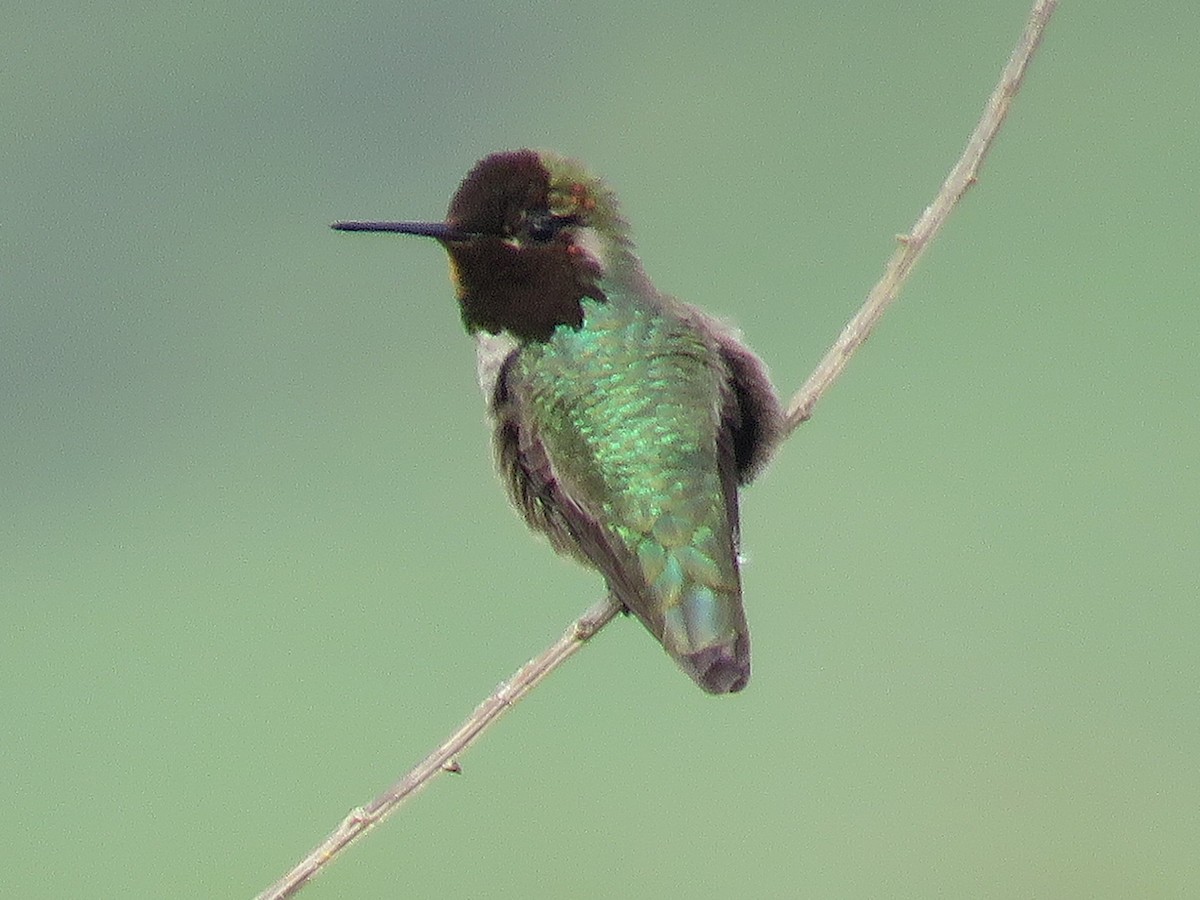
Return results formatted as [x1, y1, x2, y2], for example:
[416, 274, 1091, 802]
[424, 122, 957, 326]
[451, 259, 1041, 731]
[4, 2, 1198, 897]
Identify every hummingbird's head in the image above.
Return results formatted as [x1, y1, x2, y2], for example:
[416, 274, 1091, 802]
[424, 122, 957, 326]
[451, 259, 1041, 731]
[333, 150, 636, 342]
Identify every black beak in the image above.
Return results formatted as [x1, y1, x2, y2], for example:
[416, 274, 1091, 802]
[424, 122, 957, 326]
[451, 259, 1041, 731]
[330, 220, 474, 242]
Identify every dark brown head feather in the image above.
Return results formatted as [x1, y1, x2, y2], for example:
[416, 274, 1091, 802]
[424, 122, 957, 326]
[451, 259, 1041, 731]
[447, 150, 549, 236]
[443, 150, 607, 343]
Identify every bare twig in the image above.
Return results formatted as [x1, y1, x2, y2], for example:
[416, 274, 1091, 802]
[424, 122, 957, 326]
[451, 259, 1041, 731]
[255, 597, 621, 900]
[256, 2, 1057, 896]
[784, 0, 1058, 434]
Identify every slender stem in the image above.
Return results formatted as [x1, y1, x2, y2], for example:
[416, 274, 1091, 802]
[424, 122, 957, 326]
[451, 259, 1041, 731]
[256, 2, 1057, 896]
[255, 597, 621, 900]
[784, 0, 1058, 434]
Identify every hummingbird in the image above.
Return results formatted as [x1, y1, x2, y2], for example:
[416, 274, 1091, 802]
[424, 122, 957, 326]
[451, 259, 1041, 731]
[333, 150, 781, 693]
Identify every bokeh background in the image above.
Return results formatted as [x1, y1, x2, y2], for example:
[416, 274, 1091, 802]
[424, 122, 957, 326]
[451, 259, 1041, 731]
[4, 2, 1198, 897]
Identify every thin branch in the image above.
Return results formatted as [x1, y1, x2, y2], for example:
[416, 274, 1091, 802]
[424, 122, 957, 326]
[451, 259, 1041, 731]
[784, 0, 1058, 434]
[255, 596, 622, 900]
[256, 2, 1057, 896]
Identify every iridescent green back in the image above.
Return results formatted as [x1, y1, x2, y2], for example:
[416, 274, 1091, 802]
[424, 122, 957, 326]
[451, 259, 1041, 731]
[514, 288, 745, 662]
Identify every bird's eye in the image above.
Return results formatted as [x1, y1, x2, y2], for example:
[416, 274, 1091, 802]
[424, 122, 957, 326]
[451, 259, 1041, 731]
[524, 211, 578, 243]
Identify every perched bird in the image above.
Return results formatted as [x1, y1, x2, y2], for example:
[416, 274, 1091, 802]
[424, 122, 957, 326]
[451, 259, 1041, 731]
[334, 150, 781, 693]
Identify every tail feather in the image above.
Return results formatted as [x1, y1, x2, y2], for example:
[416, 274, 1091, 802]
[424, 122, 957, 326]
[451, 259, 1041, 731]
[680, 638, 750, 694]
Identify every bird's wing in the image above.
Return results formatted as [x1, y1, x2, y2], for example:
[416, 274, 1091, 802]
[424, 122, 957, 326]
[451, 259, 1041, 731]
[710, 319, 784, 486]
[486, 344, 648, 610]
